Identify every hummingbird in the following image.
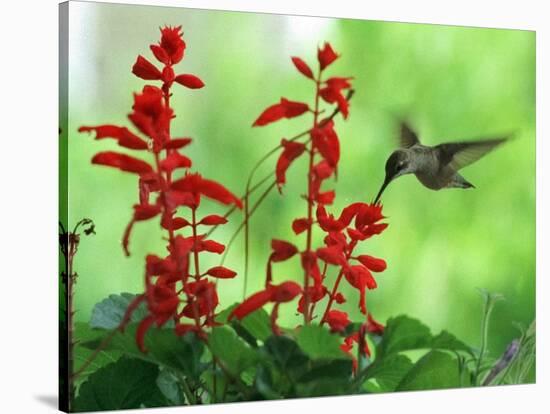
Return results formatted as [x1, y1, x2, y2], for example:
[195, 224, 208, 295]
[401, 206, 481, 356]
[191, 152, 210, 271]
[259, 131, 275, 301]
[373, 122, 509, 204]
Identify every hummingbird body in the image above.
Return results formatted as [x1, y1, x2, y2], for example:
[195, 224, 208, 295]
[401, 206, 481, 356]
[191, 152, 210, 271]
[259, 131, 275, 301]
[373, 123, 508, 203]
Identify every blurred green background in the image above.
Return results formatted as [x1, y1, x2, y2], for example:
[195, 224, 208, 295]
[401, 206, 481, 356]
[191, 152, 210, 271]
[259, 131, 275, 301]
[64, 2, 535, 359]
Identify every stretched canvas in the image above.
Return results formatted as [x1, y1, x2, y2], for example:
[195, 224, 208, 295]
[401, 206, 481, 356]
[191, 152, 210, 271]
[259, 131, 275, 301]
[59, 1, 536, 412]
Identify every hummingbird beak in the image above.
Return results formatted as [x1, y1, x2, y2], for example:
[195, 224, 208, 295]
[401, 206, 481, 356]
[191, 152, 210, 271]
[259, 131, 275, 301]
[374, 175, 392, 204]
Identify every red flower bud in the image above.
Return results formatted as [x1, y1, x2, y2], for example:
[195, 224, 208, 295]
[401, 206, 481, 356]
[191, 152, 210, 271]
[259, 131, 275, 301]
[324, 310, 350, 333]
[356, 255, 387, 272]
[198, 214, 228, 225]
[205, 266, 237, 279]
[317, 42, 339, 70]
[132, 55, 162, 80]
[270, 239, 298, 262]
[291, 56, 314, 79]
[175, 74, 205, 89]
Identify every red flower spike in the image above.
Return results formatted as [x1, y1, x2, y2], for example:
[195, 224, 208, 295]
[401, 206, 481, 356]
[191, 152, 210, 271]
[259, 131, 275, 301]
[291, 56, 314, 79]
[133, 203, 161, 221]
[198, 214, 228, 225]
[175, 74, 205, 89]
[230, 289, 273, 320]
[206, 266, 237, 279]
[132, 55, 162, 80]
[356, 255, 387, 272]
[292, 218, 311, 235]
[160, 151, 192, 173]
[270, 239, 298, 262]
[92, 151, 153, 175]
[324, 310, 351, 333]
[317, 42, 339, 70]
[367, 313, 385, 335]
[164, 138, 192, 150]
[79, 125, 149, 150]
[276, 139, 306, 190]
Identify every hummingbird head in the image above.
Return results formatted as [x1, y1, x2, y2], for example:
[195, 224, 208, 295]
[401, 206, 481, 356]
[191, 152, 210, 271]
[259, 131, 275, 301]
[374, 150, 412, 204]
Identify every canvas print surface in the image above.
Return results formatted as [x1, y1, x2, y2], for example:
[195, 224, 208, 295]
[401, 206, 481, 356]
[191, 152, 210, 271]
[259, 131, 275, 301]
[58, 1, 536, 411]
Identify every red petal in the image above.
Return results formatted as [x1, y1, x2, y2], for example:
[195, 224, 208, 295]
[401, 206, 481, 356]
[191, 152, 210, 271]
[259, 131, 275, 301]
[79, 125, 149, 150]
[164, 138, 192, 149]
[316, 245, 346, 266]
[198, 177, 243, 208]
[292, 218, 311, 235]
[270, 281, 302, 303]
[133, 203, 161, 221]
[316, 190, 335, 205]
[160, 151, 192, 173]
[132, 55, 162, 80]
[146, 254, 177, 275]
[317, 42, 339, 70]
[253, 102, 286, 127]
[280, 98, 309, 118]
[92, 151, 153, 175]
[198, 214, 228, 225]
[174, 74, 205, 89]
[136, 315, 155, 353]
[150, 44, 170, 65]
[270, 239, 298, 262]
[324, 310, 350, 333]
[355, 203, 385, 228]
[276, 139, 306, 189]
[356, 255, 387, 272]
[230, 289, 273, 320]
[199, 239, 225, 254]
[291, 56, 314, 79]
[206, 266, 237, 279]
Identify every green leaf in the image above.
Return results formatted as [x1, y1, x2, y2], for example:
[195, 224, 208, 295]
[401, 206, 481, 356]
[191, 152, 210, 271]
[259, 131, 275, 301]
[208, 327, 258, 376]
[377, 315, 433, 358]
[74, 357, 167, 411]
[156, 368, 184, 406]
[432, 330, 474, 355]
[239, 308, 272, 342]
[396, 350, 462, 391]
[90, 293, 149, 329]
[296, 325, 348, 360]
[295, 378, 351, 398]
[299, 359, 353, 383]
[81, 325, 205, 380]
[361, 354, 413, 392]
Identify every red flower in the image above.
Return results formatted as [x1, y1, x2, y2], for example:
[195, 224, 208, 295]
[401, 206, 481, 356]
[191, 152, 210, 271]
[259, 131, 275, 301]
[311, 121, 340, 167]
[317, 42, 339, 70]
[92, 151, 153, 175]
[292, 218, 311, 235]
[159, 151, 192, 173]
[356, 255, 387, 272]
[275, 139, 306, 191]
[132, 55, 162, 80]
[320, 77, 353, 119]
[133, 203, 161, 221]
[367, 313, 385, 335]
[150, 25, 186, 65]
[270, 239, 298, 262]
[324, 310, 350, 333]
[230, 281, 302, 331]
[344, 265, 377, 314]
[316, 245, 346, 266]
[253, 98, 310, 127]
[79, 125, 149, 150]
[171, 173, 243, 209]
[291, 56, 314, 79]
[205, 266, 237, 279]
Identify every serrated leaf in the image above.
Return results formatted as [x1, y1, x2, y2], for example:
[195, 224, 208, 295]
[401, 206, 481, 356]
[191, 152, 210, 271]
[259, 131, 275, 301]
[156, 369, 184, 406]
[90, 293, 149, 329]
[432, 330, 474, 355]
[208, 327, 258, 376]
[361, 354, 413, 392]
[377, 315, 433, 358]
[74, 357, 167, 411]
[240, 308, 272, 342]
[296, 325, 348, 360]
[81, 325, 205, 380]
[396, 350, 461, 391]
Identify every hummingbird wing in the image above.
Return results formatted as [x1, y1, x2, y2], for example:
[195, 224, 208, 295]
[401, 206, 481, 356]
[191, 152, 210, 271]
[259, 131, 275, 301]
[436, 137, 508, 171]
[399, 122, 420, 148]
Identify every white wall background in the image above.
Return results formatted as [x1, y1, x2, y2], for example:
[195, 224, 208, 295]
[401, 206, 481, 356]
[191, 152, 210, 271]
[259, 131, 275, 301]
[0, 0, 547, 413]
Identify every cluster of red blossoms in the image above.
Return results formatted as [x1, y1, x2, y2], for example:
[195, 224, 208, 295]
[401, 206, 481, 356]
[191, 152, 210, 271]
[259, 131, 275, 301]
[230, 43, 388, 362]
[79, 26, 242, 351]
